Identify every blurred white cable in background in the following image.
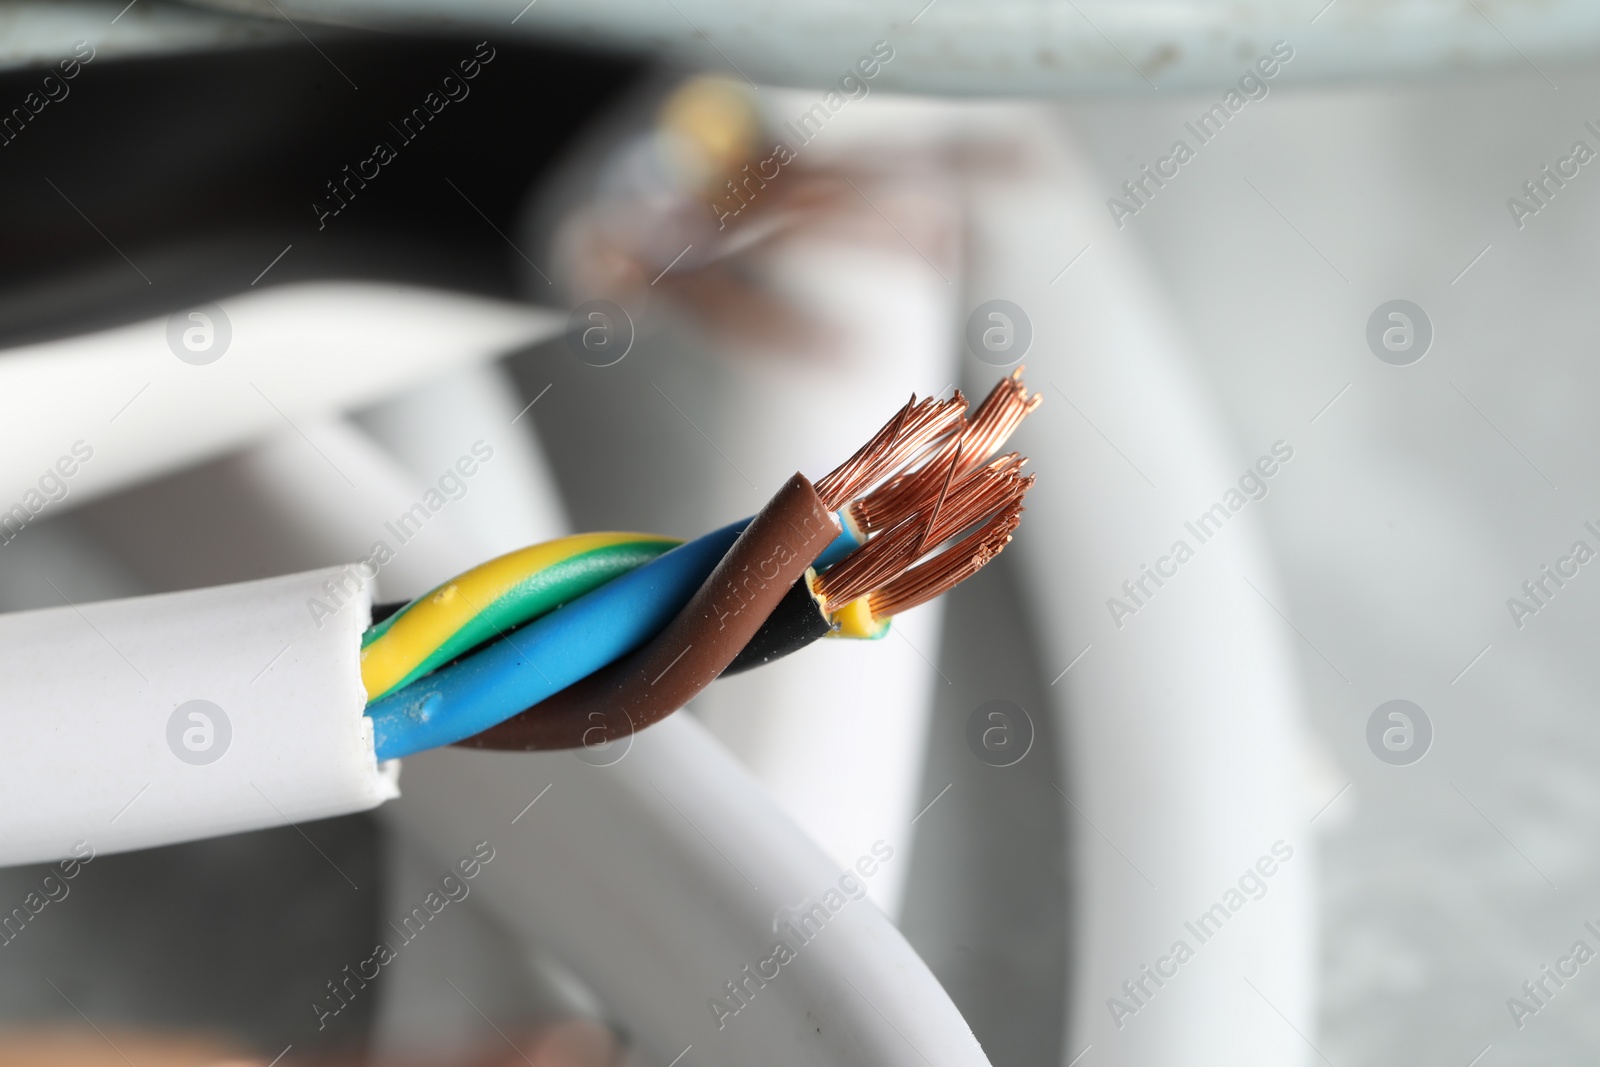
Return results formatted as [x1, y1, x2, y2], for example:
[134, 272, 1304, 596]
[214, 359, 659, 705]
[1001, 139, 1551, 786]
[959, 103, 1320, 1067]
[358, 363, 571, 564]
[228, 418, 484, 604]
[392, 717, 993, 1067]
[0, 0, 294, 71]
[0, 282, 563, 519]
[181, 0, 1600, 95]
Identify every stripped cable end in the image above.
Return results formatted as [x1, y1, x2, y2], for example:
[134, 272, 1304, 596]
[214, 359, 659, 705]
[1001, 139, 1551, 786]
[849, 367, 1041, 534]
[813, 391, 968, 511]
[867, 487, 1026, 619]
[816, 459, 1034, 619]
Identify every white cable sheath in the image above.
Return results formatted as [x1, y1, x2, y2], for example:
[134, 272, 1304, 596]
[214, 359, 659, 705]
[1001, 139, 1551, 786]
[0, 281, 563, 519]
[387, 719, 992, 1067]
[0, 567, 395, 869]
[960, 104, 1316, 1066]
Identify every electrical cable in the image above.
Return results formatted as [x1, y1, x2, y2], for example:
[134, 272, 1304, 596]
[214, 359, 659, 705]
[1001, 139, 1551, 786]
[364, 371, 1035, 684]
[462, 400, 1034, 752]
[364, 374, 1040, 759]
[361, 518, 882, 758]
[370, 391, 966, 757]
[361, 372, 1034, 698]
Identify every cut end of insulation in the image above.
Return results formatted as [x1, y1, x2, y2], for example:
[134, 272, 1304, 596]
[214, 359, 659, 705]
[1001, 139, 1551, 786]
[376, 759, 403, 797]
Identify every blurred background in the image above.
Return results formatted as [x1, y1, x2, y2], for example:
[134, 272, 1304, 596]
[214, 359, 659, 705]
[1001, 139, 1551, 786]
[3, 1, 1600, 1065]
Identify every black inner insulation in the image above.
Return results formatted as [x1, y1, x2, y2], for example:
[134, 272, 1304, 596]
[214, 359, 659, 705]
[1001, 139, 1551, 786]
[721, 575, 832, 675]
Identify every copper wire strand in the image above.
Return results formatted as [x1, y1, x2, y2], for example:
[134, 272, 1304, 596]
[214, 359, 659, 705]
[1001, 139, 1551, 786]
[851, 375, 1011, 524]
[815, 464, 1033, 612]
[849, 368, 1041, 533]
[922, 468, 1032, 546]
[817, 454, 1033, 612]
[868, 495, 1026, 619]
[812, 392, 968, 511]
[815, 476, 965, 610]
[819, 466, 1032, 613]
[914, 438, 964, 558]
[840, 393, 969, 505]
[958, 367, 1040, 463]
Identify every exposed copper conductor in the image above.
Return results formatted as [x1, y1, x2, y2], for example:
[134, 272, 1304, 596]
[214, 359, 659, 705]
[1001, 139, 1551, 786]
[813, 392, 968, 511]
[815, 461, 1034, 613]
[849, 368, 1042, 534]
[868, 496, 1025, 619]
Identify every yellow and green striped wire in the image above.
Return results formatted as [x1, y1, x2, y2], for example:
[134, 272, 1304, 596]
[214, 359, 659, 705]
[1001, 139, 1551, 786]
[361, 532, 681, 702]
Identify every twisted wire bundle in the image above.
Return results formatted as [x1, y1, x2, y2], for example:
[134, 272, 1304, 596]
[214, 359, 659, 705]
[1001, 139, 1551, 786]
[363, 371, 1040, 760]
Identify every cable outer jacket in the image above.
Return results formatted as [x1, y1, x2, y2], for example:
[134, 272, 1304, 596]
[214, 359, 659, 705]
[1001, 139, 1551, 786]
[462, 473, 839, 750]
[0, 567, 396, 867]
